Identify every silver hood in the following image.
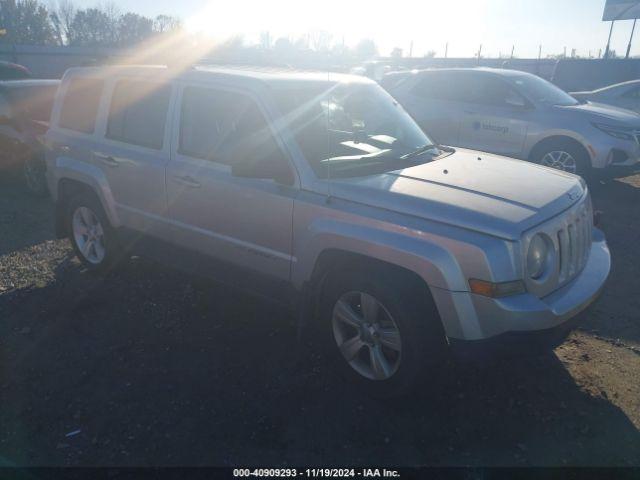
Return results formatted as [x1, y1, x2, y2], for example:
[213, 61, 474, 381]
[332, 149, 586, 240]
[556, 102, 640, 125]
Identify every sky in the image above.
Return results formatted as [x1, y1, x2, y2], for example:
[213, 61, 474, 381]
[66, 0, 640, 58]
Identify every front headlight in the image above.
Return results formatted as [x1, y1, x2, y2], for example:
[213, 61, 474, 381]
[592, 122, 635, 141]
[527, 234, 552, 280]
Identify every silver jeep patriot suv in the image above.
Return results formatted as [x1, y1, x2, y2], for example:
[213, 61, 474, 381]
[46, 66, 611, 395]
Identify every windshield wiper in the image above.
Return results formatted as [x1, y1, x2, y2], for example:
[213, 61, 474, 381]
[400, 144, 442, 160]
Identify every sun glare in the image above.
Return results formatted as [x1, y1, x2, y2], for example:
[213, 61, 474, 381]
[185, 0, 489, 56]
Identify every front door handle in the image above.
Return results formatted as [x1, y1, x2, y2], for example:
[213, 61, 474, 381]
[173, 175, 201, 188]
[96, 154, 119, 168]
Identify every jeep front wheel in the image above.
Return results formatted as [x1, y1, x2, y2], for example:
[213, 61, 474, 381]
[320, 267, 449, 396]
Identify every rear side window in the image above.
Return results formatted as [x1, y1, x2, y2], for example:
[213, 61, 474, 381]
[8, 85, 57, 122]
[411, 73, 471, 102]
[107, 80, 171, 150]
[59, 77, 104, 133]
[179, 86, 277, 164]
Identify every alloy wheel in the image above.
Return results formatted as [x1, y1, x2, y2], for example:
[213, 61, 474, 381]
[540, 150, 577, 174]
[331, 291, 402, 381]
[72, 206, 106, 265]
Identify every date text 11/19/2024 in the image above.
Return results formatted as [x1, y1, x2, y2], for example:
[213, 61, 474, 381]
[233, 468, 401, 478]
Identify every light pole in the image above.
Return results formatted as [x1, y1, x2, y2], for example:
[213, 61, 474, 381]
[605, 20, 616, 59]
[626, 18, 637, 58]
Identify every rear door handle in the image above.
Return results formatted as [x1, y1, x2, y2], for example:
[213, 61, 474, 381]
[96, 154, 119, 168]
[173, 175, 201, 188]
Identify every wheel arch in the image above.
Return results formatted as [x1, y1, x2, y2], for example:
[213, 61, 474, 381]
[54, 177, 114, 239]
[301, 247, 461, 339]
[528, 135, 592, 167]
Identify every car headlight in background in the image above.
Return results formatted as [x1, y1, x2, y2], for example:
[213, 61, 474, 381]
[527, 233, 552, 280]
[592, 122, 635, 141]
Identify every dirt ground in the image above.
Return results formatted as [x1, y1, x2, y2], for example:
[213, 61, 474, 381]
[0, 172, 639, 467]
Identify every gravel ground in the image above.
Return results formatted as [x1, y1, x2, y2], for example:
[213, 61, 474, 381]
[0, 172, 639, 467]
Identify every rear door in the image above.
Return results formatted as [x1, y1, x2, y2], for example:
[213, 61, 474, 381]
[165, 83, 296, 281]
[457, 72, 530, 157]
[96, 78, 174, 235]
[394, 71, 464, 146]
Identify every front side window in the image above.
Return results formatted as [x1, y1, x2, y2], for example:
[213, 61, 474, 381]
[273, 82, 435, 178]
[509, 73, 578, 107]
[107, 79, 171, 150]
[470, 75, 526, 107]
[59, 77, 104, 133]
[179, 86, 280, 165]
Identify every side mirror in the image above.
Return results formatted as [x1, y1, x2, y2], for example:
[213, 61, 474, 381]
[505, 96, 527, 109]
[231, 151, 295, 186]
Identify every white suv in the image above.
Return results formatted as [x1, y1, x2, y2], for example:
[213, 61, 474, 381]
[46, 66, 610, 395]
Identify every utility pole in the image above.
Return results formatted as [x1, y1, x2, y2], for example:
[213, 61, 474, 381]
[510, 45, 514, 59]
[627, 18, 637, 59]
[477, 44, 482, 64]
[444, 42, 448, 58]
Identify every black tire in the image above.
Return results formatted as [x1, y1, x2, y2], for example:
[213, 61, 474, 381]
[23, 156, 49, 197]
[319, 266, 449, 397]
[66, 191, 123, 273]
[532, 139, 591, 180]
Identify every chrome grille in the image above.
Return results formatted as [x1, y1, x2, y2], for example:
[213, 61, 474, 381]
[524, 193, 593, 299]
[557, 202, 592, 285]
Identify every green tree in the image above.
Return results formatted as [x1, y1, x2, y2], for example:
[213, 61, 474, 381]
[354, 38, 378, 59]
[69, 8, 113, 46]
[117, 12, 153, 46]
[0, 0, 56, 45]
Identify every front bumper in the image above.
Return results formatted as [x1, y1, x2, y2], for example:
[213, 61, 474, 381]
[434, 228, 610, 343]
[589, 132, 640, 171]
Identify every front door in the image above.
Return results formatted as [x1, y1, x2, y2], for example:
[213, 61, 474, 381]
[457, 73, 529, 158]
[165, 84, 295, 281]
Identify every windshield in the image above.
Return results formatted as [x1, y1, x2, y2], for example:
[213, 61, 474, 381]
[272, 82, 436, 178]
[510, 74, 578, 107]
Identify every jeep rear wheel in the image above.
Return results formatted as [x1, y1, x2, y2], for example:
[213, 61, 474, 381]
[67, 192, 122, 273]
[320, 267, 449, 397]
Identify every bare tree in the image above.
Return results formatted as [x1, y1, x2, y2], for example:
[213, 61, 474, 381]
[100, 1, 120, 45]
[308, 30, 332, 52]
[154, 14, 180, 34]
[52, 0, 75, 45]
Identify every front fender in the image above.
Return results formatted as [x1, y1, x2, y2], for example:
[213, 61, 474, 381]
[293, 218, 466, 293]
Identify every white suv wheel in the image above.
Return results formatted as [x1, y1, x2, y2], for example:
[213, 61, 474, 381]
[540, 150, 578, 174]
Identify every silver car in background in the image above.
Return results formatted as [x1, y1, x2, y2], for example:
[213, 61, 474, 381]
[571, 80, 640, 114]
[383, 68, 640, 178]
